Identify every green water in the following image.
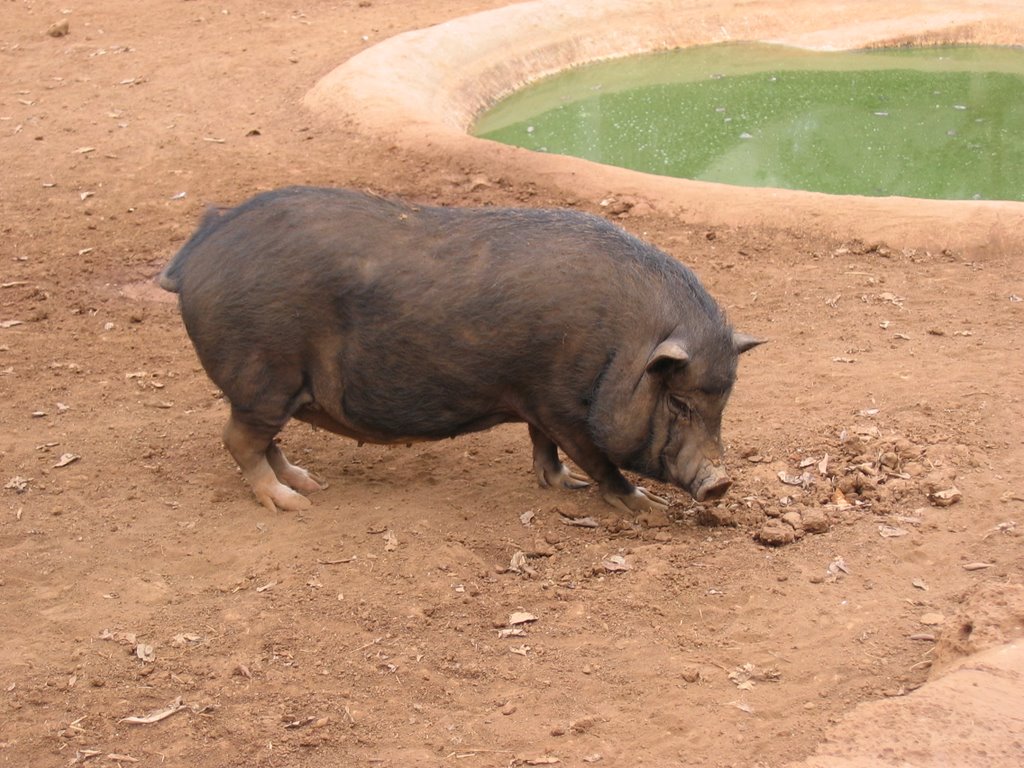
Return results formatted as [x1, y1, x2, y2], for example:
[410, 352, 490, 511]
[473, 44, 1024, 200]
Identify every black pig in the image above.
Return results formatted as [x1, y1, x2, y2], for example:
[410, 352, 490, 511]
[160, 187, 761, 513]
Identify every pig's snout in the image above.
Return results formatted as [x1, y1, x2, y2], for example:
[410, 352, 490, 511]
[692, 466, 732, 502]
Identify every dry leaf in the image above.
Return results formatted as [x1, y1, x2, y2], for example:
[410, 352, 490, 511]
[508, 550, 536, 576]
[963, 562, 994, 571]
[4, 476, 30, 492]
[509, 645, 530, 656]
[878, 524, 908, 538]
[508, 611, 537, 626]
[560, 514, 599, 528]
[826, 556, 850, 581]
[54, 453, 80, 468]
[728, 662, 781, 689]
[777, 471, 812, 488]
[383, 529, 398, 551]
[878, 291, 905, 306]
[498, 627, 526, 639]
[519, 509, 536, 526]
[983, 521, 1016, 538]
[830, 488, 851, 508]
[912, 578, 929, 591]
[929, 487, 962, 507]
[601, 555, 631, 573]
[135, 643, 155, 663]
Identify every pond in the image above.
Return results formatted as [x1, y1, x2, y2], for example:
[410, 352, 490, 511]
[473, 44, 1024, 200]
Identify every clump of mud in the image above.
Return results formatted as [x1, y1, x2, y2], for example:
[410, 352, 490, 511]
[697, 421, 977, 545]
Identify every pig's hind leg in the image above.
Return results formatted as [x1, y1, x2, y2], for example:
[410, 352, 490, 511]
[223, 409, 315, 512]
[529, 424, 591, 490]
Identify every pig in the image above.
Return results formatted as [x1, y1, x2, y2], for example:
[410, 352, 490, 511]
[160, 186, 761, 513]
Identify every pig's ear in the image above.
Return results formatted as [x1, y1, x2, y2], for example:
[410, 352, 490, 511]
[646, 339, 689, 376]
[733, 332, 765, 354]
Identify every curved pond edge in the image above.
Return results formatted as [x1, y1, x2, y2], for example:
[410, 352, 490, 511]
[304, 0, 1024, 251]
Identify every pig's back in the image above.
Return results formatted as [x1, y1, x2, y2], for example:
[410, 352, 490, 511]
[164, 188, 723, 437]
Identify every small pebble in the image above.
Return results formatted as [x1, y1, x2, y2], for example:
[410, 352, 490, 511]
[501, 702, 516, 716]
[47, 19, 70, 37]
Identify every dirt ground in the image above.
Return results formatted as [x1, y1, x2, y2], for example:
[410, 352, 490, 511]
[2, 1, 1023, 767]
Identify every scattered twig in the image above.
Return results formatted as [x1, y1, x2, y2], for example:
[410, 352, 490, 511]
[120, 696, 187, 725]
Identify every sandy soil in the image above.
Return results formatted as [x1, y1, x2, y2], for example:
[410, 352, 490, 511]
[1, 1, 1023, 767]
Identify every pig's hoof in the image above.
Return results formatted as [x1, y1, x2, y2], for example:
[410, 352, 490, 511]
[255, 481, 312, 512]
[267, 446, 326, 493]
[535, 462, 591, 491]
[277, 464, 326, 494]
[603, 486, 669, 514]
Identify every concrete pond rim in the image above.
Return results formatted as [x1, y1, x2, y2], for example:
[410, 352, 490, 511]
[304, 0, 1024, 252]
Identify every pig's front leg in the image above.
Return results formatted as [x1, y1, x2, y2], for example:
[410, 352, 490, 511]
[602, 486, 669, 514]
[538, 421, 668, 513]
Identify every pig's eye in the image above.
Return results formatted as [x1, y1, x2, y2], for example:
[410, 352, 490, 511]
[669, 397, 692, 420]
